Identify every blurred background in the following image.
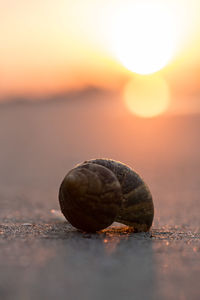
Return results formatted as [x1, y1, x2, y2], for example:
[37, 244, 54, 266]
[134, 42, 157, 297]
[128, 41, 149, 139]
[1, 0, 200, 115]
[0, 0, 200, 230]
[1, 3, 200, 299]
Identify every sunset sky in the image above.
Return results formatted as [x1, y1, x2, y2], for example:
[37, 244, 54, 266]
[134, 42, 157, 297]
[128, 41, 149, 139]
[1, 0, 200, 116]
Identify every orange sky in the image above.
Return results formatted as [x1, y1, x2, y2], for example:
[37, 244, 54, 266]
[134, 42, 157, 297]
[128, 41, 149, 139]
[0, 0, 200, 114]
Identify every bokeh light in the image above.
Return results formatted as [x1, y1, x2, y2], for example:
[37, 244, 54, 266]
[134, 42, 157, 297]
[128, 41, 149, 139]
[123, 75, 170, 118]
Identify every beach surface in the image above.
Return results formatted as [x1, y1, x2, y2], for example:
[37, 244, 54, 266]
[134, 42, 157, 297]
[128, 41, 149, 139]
[0, 90, 199, 299]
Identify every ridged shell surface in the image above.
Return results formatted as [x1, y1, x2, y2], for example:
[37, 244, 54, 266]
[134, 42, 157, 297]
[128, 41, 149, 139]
[85, 159, 154, 232]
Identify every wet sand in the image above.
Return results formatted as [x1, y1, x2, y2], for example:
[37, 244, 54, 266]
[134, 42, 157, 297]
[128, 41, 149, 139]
[0, 90, 199, 299]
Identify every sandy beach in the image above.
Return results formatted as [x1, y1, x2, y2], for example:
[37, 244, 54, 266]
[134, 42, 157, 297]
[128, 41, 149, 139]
[0, 90, 199, 299]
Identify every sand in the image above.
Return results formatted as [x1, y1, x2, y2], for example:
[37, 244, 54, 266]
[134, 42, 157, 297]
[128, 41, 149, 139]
[0, 90, 199, 299]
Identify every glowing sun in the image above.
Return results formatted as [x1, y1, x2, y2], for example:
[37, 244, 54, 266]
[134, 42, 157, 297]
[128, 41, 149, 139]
[123, 75, 170, 118]
[110, 1, 176, 75]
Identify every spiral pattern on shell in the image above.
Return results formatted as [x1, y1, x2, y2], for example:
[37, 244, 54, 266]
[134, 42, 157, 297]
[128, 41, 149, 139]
[85, 159, 154, 232]
[59, 159, 154, 232]
[59, 162, 122, 232]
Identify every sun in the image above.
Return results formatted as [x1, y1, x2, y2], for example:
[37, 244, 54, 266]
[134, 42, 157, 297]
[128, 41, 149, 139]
[110, 1, 176, 75]
[123, 75, 170, 118]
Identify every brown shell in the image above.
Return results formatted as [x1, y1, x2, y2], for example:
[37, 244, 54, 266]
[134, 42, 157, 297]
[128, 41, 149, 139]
[59, 163, 122, 232]
[85, 159, 154, 232]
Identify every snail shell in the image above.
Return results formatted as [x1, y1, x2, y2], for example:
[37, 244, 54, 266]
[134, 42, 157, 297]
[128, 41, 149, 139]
[59, 162, 122, 232]
[85, 159, 154, 232]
